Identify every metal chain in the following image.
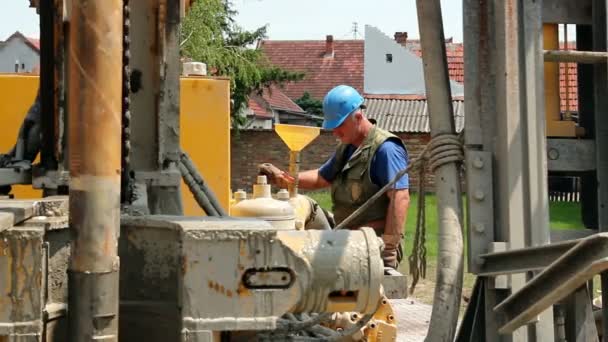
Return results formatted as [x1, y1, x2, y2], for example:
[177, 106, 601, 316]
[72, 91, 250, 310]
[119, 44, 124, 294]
[121, 0, 133, 204]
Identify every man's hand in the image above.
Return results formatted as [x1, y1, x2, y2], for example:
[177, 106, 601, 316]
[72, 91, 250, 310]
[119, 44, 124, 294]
[258, 163, 295, 189]
[381, 234, 402, 269]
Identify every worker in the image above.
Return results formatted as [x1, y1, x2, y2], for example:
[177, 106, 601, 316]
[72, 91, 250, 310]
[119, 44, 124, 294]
[261, 85, 410, 269]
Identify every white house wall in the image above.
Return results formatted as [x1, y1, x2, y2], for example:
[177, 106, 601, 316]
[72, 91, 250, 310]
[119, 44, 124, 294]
[0, 38, 39, 73]
[364, 25, 464, 96]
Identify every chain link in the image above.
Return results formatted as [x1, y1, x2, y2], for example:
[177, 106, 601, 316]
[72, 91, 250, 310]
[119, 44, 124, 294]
[121, 0, 133, 204]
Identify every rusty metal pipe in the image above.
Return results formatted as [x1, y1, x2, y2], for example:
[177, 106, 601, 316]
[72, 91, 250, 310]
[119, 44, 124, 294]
[67, 1, 123, 340]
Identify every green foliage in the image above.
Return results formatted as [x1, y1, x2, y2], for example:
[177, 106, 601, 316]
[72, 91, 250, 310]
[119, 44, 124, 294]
[181, 0, 304, 127]
[295, 92, 324, 116]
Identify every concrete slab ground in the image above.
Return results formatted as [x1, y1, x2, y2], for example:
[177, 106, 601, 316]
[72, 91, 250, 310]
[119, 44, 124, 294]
[389, 298, 432, 342]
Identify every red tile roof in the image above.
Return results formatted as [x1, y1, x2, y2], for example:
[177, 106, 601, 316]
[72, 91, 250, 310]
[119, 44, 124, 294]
[26, 37, 40, 51]
[407, 42, 464, 83]
[262, 37, 578, 112]
[260, 40, 364, 100]
[248, 97, 272, 118]
[409, 41, 579, 112]
[247, 86, 304, 118]
[261, 86, 305, 113]
[260, 38, 465, 101]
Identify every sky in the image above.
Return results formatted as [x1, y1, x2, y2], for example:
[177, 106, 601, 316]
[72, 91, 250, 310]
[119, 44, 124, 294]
[0, 0, 464, 42]
[233, 0, 464, 41]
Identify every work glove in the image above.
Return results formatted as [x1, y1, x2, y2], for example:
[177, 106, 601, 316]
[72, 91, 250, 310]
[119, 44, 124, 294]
[381, 234, 403, 269]
[258, 163, 295, 190]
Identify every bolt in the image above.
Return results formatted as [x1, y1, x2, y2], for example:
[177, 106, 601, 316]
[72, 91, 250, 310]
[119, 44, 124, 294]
[474, 223, 485, 233]
[472, 157, 484, 169]
[474, 190, 485, 201]
[548, 148, 559, 160]
[388, 314, 395, 322]
[351, 313, 359, 321]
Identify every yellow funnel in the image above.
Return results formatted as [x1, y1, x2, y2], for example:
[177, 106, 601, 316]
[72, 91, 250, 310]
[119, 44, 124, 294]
[274, 124, 320, 152]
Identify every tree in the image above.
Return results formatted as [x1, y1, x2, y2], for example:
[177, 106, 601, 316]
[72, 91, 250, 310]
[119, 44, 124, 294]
[181, 0, 304, 127]
[295, 92, 323, 116]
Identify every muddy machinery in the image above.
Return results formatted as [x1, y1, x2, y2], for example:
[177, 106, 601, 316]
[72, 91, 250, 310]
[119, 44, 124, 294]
[0, 1, 392, 341]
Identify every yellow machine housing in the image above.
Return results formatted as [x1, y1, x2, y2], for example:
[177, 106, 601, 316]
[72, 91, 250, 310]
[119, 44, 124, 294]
[0, 74, 232, 215]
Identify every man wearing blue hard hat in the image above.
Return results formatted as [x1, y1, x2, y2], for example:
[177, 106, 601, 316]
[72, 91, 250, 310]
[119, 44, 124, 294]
[265, 85, 410, 269]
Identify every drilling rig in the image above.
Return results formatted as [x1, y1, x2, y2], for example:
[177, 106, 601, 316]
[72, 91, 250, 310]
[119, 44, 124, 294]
[2, 0, 608, 341]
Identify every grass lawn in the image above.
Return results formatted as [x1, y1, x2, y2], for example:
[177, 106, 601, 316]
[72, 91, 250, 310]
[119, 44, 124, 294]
[306, 190, 585, 308]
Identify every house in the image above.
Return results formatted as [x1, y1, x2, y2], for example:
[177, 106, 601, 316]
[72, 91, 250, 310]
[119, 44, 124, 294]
[242, 86, 321, 129]
[259, 27, 465, 102]
[363, 25, 463, 96]
[0, 31, 40, 73]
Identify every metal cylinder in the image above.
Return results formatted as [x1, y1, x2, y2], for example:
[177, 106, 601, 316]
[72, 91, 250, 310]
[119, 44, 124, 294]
[67, 1, 123, 340]
[279, 228, 384, 314]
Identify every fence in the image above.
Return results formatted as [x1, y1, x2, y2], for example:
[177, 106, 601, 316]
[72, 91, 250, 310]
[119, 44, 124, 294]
[548, 176, 581, 202]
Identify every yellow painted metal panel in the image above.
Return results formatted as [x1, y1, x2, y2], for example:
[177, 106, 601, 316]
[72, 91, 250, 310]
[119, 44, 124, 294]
[0, 74, 232, 214]
[180, 77, 231, 216]
[0, 74, 42, 199]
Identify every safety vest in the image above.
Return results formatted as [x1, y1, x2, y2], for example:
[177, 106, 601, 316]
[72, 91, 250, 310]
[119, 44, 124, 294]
[330, 126, 407, 229]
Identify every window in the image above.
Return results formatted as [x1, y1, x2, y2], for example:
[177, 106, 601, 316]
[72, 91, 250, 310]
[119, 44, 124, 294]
[385, 53, 393, 63]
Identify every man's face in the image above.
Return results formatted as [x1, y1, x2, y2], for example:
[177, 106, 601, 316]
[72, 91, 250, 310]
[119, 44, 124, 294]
[332, 113, 357, 144]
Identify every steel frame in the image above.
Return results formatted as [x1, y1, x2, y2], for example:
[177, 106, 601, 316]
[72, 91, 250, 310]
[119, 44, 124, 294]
[461, 0, 608, 340]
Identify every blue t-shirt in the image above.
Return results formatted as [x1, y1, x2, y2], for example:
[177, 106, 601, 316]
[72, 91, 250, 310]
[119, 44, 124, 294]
[319, 139, 409, 189]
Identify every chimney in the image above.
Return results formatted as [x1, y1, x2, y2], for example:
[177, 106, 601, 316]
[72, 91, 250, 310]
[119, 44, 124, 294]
[394, 32, 408, 47]
[325, 35, 334, 58]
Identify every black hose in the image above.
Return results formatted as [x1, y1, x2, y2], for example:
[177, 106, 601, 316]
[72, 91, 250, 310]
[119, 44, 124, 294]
[178, 161, 220, 216]
[179, 151, 227, 216]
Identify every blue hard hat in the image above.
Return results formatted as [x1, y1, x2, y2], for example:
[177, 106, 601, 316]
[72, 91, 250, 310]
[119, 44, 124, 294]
[322, 85, 364, 130]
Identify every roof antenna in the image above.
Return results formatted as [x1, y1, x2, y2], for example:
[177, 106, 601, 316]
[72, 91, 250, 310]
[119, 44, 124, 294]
[352, 22, 359, 39]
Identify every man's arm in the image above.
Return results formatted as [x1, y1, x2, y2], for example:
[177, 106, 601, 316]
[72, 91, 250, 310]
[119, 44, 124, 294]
[384, 188, 410, 236]
[296, 169, 331, 190]
[381, 188, 410, 268]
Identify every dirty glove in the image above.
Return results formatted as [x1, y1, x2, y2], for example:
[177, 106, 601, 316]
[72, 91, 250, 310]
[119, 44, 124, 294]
[381, 234, 402, 269]
[258, 163, 295, 189]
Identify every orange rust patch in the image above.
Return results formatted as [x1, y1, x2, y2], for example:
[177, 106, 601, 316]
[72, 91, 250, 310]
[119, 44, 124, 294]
[181, 256, 188, 274]
[237, 283, 251, 297]
[207, 279, 237, 298]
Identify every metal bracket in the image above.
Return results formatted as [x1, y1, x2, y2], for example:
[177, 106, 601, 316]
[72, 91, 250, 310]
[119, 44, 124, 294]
[0, 167, 32, 186]
[132, 170, 181, 187]
[32, 169, 69, 189]
[465, 150, 494, 274]
[478, 239, 580, 276]
[547, 139, 596, 172]
[494, 233, 608, 334]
